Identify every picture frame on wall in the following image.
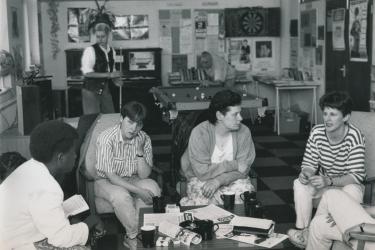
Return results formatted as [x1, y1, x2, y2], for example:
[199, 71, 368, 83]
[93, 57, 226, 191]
[67, 8, 90, 43]
[113, 15, 149, 41]
[253, 39, 276, 72]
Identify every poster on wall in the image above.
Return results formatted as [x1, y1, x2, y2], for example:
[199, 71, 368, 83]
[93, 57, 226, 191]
[12, 45, 23, 81]
[290, 38, 298, 68]
[253, 40, 275, 72]
[332, 8, 345, 50]
[11, 7, 19, 38]
[316, 45, 323, 65]
[300, 9, 317, 47]
[195, 13, 207, 39]
[349, 0, 368, 62]
[113, 15, 149, 41]
[227, 38, 251, 71]
[67, 8, 90, 43]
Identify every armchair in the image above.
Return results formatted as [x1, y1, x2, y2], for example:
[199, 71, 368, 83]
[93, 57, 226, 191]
[75, 113, 164, 221]
[331, 111, 375, 250]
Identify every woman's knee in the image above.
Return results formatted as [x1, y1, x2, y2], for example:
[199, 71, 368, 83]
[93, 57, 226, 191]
[342, 184, 364, 203]
[294, 178, 311, 194]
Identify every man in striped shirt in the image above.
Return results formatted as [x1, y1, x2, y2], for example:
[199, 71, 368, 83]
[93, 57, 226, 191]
[288, 91, 366, 249]
[94, 101, 161, 250]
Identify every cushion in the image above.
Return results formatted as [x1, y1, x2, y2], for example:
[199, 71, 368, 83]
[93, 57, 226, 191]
[81, 113, 121, 179]
[350, 111, 375, 179]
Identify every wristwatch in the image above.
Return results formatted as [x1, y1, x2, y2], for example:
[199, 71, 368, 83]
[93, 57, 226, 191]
[136, 154, 144, 158]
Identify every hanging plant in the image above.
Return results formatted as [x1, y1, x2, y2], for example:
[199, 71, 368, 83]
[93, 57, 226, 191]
[47, 0, 60, 59]
[87, 0, 116, 31]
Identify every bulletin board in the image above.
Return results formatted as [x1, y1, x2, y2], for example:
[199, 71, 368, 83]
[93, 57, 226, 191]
[159, 9, 225, 73]
[193, 9, 226, 60]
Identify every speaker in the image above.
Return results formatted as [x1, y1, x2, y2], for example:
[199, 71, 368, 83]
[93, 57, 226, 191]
[16, 85, 42, 135]
[32, 78, 53, 121]
[225, 7, 281, 37]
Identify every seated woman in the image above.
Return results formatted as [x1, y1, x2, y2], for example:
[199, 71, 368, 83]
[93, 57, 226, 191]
[180, 89, 255, 206]
[307, 189, 375, 250]
[288, 91, 366, 248]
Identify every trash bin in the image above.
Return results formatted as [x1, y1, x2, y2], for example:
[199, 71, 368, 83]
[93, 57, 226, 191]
[279, 110, 300, 134]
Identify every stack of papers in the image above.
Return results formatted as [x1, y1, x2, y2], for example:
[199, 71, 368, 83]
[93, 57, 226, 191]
[185, 204, 235, 223]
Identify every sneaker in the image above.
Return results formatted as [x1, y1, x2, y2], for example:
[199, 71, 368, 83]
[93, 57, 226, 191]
[123, 235, 137, 250]
[287, 228, 309, 249]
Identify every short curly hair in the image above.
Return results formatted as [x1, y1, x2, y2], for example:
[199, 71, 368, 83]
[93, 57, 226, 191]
[207, 89, 242, 124]
[29, 121, 78, 163]
[319, 91, 353, 117]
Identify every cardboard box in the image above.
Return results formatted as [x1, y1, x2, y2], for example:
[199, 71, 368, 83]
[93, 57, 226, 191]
[280, 111, 300, 134]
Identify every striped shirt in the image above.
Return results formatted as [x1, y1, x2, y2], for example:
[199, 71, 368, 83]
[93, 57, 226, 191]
[95, 124, 153, 178]
[301, 123, 366, 183]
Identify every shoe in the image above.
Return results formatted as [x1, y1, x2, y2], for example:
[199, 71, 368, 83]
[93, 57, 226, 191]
[123, 235, 137, 250]
[287, 228, 309, 249]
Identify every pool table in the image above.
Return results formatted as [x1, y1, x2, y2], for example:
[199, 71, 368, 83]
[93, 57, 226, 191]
[150, 85, 267, 112]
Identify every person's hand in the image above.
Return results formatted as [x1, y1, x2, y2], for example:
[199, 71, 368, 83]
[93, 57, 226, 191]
[309, 175, 330, 189]
[326, 213, 336, 227]
[201, 179, 220, 198]
[136, 133, 146, 156]
[137, 188, 154, 204]
[84, 214, 102, 230]
[298, 170, 313, 185]
[113, 77, 123, 87]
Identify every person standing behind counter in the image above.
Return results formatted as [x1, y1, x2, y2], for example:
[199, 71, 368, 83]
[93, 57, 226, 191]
[199, 51, 236, 88]
[81, 22, 123, 115]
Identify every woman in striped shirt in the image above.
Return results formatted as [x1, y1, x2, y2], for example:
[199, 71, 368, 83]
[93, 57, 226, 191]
[288, 91, 366, 249]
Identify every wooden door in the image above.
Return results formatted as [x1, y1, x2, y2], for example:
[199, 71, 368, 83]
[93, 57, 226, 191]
[326, 0, 373, 111]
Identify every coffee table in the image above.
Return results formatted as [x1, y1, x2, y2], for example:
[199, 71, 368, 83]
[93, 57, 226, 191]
[137, 204, 292, 249]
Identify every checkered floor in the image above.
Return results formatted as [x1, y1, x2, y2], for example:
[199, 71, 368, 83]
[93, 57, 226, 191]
[95, 117, 307, 249]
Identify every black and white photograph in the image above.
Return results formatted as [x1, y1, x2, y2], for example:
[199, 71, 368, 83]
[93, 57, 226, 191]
[1, 1, 375, 250]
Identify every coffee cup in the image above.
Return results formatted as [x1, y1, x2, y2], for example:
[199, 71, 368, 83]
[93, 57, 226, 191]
[244, 198, 258, 217]
[194, 220, 219, 241]
[240, 191, 256, 203]
[254, 202, 264, 218]
[152, 196, 165, 213]
[220, 192, 235, 210]
[138, 225, 156, 248]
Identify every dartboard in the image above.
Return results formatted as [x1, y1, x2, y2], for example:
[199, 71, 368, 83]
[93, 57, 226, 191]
[241, 10, 264, 35]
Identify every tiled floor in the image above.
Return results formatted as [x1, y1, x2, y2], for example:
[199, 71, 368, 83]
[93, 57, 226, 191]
[95, 117, 307, 249]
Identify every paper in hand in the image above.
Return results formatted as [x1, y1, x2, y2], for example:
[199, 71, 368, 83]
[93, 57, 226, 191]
[62, 194, 89, 217]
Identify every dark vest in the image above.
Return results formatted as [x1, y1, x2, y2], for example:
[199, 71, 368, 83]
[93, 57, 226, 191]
[83, 43, 115, 95]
